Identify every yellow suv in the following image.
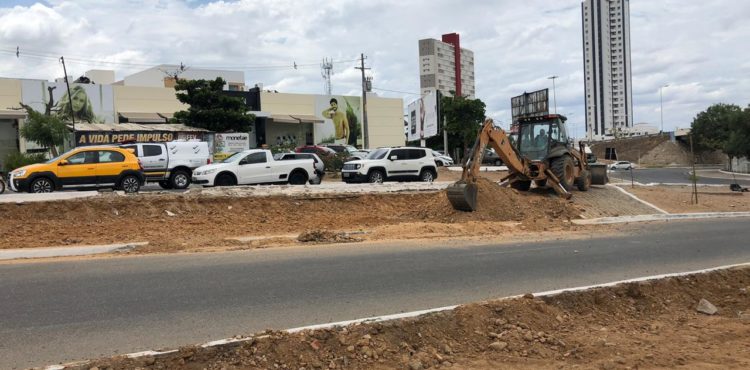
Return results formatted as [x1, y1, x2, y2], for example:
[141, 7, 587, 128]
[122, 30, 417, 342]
[9, 147, 145, 193]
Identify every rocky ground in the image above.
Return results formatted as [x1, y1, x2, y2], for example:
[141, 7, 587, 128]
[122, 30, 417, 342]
[71, 266, 750, 370]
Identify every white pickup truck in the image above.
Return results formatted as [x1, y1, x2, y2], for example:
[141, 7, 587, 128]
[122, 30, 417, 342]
[121, 141, 211, 189]
[191, 149, 318, 186]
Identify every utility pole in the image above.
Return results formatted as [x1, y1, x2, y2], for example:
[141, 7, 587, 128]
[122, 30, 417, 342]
[690, 134, 699, 204]
[60, 56, 76, 146]
[355, 54, 371, 148]
[548, 75, 558, 114]
[660, 84, 669, 133]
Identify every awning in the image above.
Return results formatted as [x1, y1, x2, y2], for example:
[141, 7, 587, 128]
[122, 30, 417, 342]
[0, 109, 26, 119]
[118, 112, 168, 123]
[73, 123, 211, 133]
[270, 114, 324, 124]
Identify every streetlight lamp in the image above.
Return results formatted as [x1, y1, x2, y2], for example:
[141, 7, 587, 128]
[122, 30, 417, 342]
[548, 75, 558, 114]
[660, 84, 669, 133]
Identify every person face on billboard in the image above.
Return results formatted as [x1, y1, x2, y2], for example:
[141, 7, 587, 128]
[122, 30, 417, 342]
[57, 85, 97, 123]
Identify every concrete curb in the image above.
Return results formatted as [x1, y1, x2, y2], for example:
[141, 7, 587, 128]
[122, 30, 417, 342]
[718, 170, 750, 177]
[573, 212, 750, 225]
[0, 242, 148, 261]
[42, 262, 750, 370]
[608, 185, 669, 214]
[446, 166, 508, 172]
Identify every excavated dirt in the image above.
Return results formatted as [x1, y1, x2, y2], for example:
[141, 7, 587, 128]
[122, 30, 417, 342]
[74, 266, 750, 370]
[0, 179, 580, 251]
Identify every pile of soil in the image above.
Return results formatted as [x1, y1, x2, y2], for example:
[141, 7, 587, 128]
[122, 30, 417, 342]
[74, 267, 750, 370]
[0, 180, 579, 250]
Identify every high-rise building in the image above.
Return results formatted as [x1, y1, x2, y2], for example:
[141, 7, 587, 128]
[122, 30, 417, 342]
[418, 33, 475, 98]
[582, 0, 633, 140]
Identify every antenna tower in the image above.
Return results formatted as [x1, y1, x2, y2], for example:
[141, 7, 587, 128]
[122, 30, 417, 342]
[321, 58, 333, 95]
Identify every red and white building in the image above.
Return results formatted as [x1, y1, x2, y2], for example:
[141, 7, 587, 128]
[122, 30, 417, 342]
[418, 33, 475, 98]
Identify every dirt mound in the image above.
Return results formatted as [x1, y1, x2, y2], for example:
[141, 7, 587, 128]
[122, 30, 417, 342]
[75, 266, 750, 370]
[0, 182, 579, 250]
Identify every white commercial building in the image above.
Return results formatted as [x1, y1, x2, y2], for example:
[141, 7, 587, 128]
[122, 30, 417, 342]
[418, 33, 475, 98]
[120, 64, 245, 91]
[582, 0, 633, 140]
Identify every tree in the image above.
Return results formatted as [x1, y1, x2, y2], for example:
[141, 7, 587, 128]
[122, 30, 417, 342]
[171, 78, 255, 133]
[690, 103, 744, 168]
[440, 93, 486, 161]
[725, 106, 750, 161]
[19, 103, 69, 156]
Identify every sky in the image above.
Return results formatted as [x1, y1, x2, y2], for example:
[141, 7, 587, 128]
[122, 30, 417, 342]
[0, 0, 748, 137]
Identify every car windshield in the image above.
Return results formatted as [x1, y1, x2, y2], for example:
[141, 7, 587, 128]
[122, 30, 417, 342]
[222, 152, 245, 163]
[44, 152, 67, 164]
[366, 148, 389, 160]
[346, 145, 359, 153]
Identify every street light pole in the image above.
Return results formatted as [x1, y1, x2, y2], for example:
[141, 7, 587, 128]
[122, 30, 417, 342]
[660, 84, 669, 133]
[548, 75, 558, 114]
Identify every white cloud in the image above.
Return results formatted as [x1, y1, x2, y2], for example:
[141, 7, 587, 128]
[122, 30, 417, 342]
[0, 0, 748, 133]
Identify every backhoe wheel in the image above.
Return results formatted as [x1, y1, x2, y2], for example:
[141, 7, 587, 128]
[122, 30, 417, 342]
[534, 179, 547, 188]
[551, 155, 575, 191]
[576, 169, 592, 191]
[510, 180, 531, 191]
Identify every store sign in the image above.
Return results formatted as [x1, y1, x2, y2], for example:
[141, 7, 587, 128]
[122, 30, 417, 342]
[511, 89, 549, 124]
[75, 131, 176, 146]
[406, 89, 439, 142]
[214, 133, 249, 160]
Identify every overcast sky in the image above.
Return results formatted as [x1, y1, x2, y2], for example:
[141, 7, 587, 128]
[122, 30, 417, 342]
[1, 0, 748, 136]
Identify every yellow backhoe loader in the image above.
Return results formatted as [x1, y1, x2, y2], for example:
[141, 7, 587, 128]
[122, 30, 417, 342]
[447, 115, 608, 211]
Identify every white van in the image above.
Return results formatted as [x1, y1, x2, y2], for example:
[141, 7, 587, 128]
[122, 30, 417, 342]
[121, 141, 211, 189]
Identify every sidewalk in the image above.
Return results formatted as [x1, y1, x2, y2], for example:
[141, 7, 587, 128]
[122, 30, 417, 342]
[0, 242, 146, 260]
[0, 191, 99, 203]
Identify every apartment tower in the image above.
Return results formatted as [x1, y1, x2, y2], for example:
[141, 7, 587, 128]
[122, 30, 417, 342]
[582, 0, 633, 139]
[418, 33, 475, 98]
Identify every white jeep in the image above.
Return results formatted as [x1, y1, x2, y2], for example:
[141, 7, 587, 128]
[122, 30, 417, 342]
[341, 147, 438, 183]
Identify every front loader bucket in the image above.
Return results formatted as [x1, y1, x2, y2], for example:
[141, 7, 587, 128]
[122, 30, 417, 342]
[447, 182, 478, 212]
[589, 164, 608, 185]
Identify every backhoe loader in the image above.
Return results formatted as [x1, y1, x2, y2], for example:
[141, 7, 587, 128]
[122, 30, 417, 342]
[447, 115, 608, 211]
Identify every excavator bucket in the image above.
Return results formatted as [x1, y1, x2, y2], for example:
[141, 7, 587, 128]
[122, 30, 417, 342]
[447, 181, 478, 212]
[589, 164, 608, 185]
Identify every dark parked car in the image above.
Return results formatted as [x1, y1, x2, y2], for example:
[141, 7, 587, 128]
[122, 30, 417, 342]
[481, 149, 503, 166]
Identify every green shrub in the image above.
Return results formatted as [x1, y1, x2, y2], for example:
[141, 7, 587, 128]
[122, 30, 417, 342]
[322, 152, 348, 172]
[3, 151, 47, 173]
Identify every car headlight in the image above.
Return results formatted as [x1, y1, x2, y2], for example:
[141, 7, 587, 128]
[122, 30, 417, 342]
[355, 164, 361, 169]
[197, 168, 218, 176]
[11, 169, 26, 177]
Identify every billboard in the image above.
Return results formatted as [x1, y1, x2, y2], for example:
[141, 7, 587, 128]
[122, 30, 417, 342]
[406, 89, 439, 142]
[315, 96, 363, 146]
[21, 80, 115, 124]
[511, 89, 549, 126]
[214, 133, 249, 161]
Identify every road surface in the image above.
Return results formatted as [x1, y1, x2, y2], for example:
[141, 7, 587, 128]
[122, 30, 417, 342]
[1, 218, 749, 369]
[608, 167, 750, 185]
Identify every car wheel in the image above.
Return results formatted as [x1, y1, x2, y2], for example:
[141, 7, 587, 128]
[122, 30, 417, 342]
[494, 159, 502, 166]
[368, 169, 385, 184]
[288, 171, 308, 185]
[420, 169, 435, 182]
[120, 175, 141, 193]
[215, 173, 236, 187]
[435, 160, 443, 167]
[158, 180, 173, 189]
[30, 177, 54, 193]
[0, 178, 5, 194]
[170, 170, 191, 189]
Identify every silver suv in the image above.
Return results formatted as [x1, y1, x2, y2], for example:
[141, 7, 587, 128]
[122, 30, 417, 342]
[341, 147, 438, 183]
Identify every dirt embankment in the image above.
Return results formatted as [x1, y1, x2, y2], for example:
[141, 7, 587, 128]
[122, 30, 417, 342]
[74, 267, 750, 370]
[0, 179, 580, 251]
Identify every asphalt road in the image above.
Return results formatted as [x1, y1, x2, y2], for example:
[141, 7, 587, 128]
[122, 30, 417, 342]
[2, 219, 750, 369]
[608, 167, 750, 186]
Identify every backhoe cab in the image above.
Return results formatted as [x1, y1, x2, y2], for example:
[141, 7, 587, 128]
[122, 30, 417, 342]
[447, 115, 607, 212]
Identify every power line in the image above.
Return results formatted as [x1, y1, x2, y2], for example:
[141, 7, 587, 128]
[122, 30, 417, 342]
[0, 46, 359, 72]
[371, 87, 422, 96]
